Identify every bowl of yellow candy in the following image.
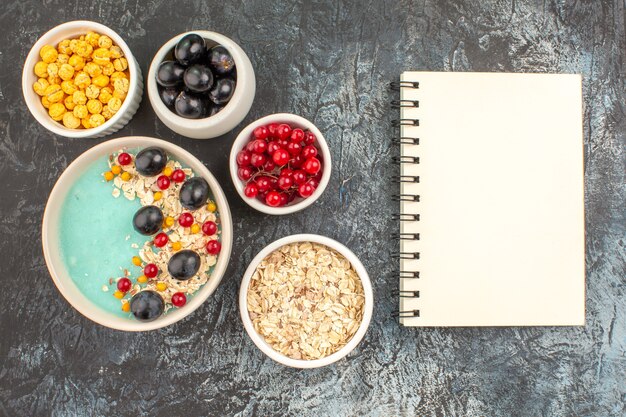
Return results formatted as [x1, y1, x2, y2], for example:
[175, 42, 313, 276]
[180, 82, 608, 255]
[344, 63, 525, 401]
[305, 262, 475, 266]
[22, 20, 143, 139]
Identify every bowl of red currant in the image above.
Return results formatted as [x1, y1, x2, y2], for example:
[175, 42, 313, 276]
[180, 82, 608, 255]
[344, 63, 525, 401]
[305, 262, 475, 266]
[230, 113, 331, 215]
[148, 31, 255, 139]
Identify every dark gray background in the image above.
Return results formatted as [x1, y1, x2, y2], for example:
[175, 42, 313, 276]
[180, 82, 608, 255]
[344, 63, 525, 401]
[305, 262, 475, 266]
[1, 0, 624, 416]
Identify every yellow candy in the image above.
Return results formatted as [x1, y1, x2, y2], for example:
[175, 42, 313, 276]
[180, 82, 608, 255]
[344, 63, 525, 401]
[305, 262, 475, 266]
[84, 62, 102, 78]
[85, 32, 100, 47]
[57, 53, 69, 65]
[64, 96, 76, 110]
[68, 54, 85, 70]
[137, 275, 148, 284]
[61, 80, 78, 95]
[91, 74, 109, 88]
[73, 104, 88, 119]
[109, 45, 123, 59]
[101, 105, 113, 120]
[33, 78, 50, 96]
[69, 39, 79, 53]
[113, 290, 124, 299]
[120, 171, 131, 181]
[87, 99, 103, 114]
[85, 84, 100, 99]
[153, 191, 162, 201]
[48, 103, 66, 121]
[58, 63, 74, 81]
[113, 57, 128, 72]
[108, 97, 122, 113]
[111, 165, 122, 175]
[74, 40, 93, 58]
[81, 117, 92, 129]
[98, 35, 113, 49]
[40, 45, 58, 63]
[46, 62, 59, 78]
[110, 71, 127, 83]
[89, 113, 106, 127]
[164, 216, 175, 227]
[92, 48, 111, 66]
[104, 171, 114, 181]
[58, 39, 72, 55]
[112, 89, 127, 100]
[156, 282, 167, 292]
[34, 61, 49, 77]
[73, 71, 91, 89]
[47, 75, 61, 86]
[207, 202, 217, 212]
[41, 96, 51, 109]
[132, 256, 142, 266]
[163, 167, 173, 177]
[114, 77, 130, 94]
[121, 302, 130, 312]
[44, 84, 64, 103]
[62, 112, 81, 129]
[98, 87, 113, 104]
[72, 90, 87, 105]
[101, 62, 115, 76]
[191, 224, 201, 234]
[171, 241, 182, 251]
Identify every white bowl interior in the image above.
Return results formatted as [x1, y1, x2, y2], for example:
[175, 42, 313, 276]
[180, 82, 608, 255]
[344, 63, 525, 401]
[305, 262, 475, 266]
[229, 113, 332, 215]
[22, 20, 141, 139]
[42, 136, 233, 331]
[147, 31, 256, 139]
[239, 234, 373, 368]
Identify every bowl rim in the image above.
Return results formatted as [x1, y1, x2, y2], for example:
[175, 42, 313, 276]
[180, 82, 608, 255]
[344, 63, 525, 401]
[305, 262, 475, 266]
[238, 233, 373, 368]
[147, 30, 250, 129]
[229, 113, 332, 215]
[42, 136, 233, 331]
[22, 20, 140, 139]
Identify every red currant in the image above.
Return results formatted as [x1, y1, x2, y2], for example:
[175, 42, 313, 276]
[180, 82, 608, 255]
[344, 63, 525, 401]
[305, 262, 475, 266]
[206, 240, 221, 255]
[278, 193, 288, 206]
[236, 150, 252, 167]
[144, 263, 158, 278]
[286, 141, 302, 156]
[290, 128, 305, 143]
[267, 123, 280, 137]
[292, 170, 307, 185]
[157, 175, 171, 190]
[171, 169, 186, 183]
[244, 182, 259, 198]
[178, 212, 194, 227]
[280, 168, 293, 178]
[267, 141, 281, 154]
[265, 191, 282, 207]
[171, 292, 187, 307]
[253, 126, 269, 140]
[251, 140, 268, 154]
[304, 131, 316, 145]
[291, 155, 305, 168]
[272, 149, 290, 166]
[278, 138, 290, 148]
[117, 277, 132, 292]
[255, 176, 272, 193]
[277, 175, 293, 190]
[154, 232, 169, 247]
[250, 152, 266, 168]
[276, 124, 292, 140]
[302, 145, 318, 159]
[238, 167, 253, 181]
[303, 157, 321, 175]
[263, 160, 276, 172]
[118, 152, 132, 166]
[202, 221, 218, 235]
[298, 182, 315, 198]
[308, 178, 319, 189]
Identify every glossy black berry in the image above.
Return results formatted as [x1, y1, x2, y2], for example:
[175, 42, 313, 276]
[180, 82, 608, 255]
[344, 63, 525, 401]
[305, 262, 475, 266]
[156, 61, 185, 87]
[175, 33, 206, 66]
[132, 205, 164, 236]
[208, 105, 224, 117]
[209, 78, 235, 105]
[208, 46, 235, 75]
[135, 147, 168, 176]
[168, 250, 201, 280]
[179, 177, 210, 210]
[158, 86, 178, 108]
[183, 64, 214, 93]
[174, 91, 208, 119]
[130, 291, 164, 322]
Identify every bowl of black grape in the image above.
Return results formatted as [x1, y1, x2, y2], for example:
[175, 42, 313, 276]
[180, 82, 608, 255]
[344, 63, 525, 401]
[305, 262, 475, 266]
[148, 31, 255, 139]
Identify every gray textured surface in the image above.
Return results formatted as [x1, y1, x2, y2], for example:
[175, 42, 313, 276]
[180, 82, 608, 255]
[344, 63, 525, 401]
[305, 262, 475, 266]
[1, 1, 625, 416]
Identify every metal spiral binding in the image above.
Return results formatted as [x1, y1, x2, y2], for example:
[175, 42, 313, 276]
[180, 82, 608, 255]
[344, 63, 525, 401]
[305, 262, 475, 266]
[391, 78, 421, 321]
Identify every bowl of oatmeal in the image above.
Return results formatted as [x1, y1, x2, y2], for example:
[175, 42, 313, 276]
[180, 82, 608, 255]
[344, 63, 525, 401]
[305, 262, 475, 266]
[42, 136, 232, 331]
[239, 234, 373, 368]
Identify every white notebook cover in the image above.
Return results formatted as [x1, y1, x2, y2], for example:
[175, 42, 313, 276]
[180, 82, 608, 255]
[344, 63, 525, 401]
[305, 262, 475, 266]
[399, 71, 585, 327]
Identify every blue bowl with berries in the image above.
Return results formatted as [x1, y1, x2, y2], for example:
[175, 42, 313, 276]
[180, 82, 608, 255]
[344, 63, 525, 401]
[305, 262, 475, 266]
[148, 31, 255, 139]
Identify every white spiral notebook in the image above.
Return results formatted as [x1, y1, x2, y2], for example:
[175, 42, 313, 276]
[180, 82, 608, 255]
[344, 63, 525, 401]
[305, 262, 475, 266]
[394, 71, 585, 327]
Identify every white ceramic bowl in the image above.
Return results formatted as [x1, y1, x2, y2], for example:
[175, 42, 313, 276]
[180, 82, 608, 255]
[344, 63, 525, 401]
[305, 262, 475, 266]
[148, 31, 256, 139]
[42, 136, 233, 331]
[239, 234, 373, 368]
[229, 113, 332, 215]
[22, 20, 143, 139]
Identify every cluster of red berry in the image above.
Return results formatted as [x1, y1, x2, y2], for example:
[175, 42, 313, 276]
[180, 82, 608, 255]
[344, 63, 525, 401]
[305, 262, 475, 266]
[236, 122, 323, 207]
